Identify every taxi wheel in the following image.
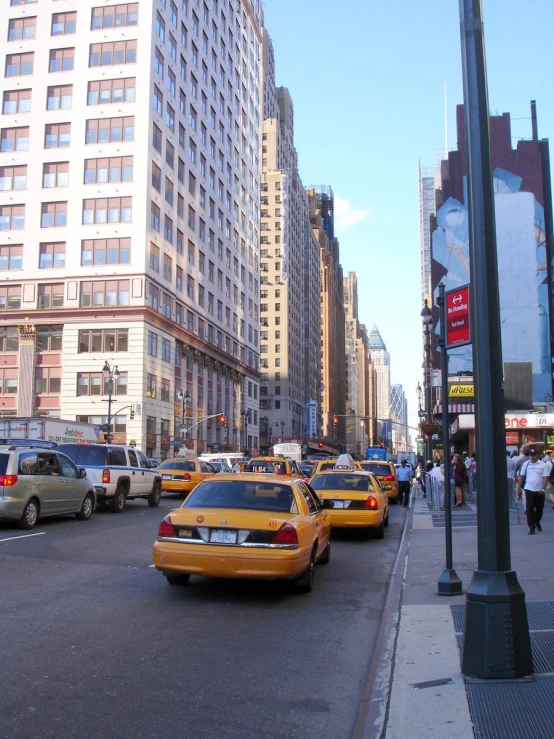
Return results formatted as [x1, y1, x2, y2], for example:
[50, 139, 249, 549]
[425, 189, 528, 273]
[318, 540, 331, 565]
[373, 521, 385, 540]
[165, 574, 190, 586]
[293, 548, 316, 593]
[148, 481, 161, 507]
[384, 510, 389, 528]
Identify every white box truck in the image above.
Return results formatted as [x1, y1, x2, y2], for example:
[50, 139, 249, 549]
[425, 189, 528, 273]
[0, 418, 99, 445]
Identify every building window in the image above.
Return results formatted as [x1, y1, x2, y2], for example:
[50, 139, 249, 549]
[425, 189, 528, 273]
[47, 84, 72, 110]
[0, 245, 23, 270]
[8, 16, 37, 40]
[0, 165, 27, 191]
[164, 215, 173, 243]
[38, 283, 64, 309]
[148, 331, 158, 357]
[80, 280, 130, 307]
[2, 88, 31, 114]
[81, 238, 131, 266]
[165, 103, 175, 132]
[0, 285, 21, 310]
[77, 372, 128, 396]
[149, 243, 160, 272]
[91, 3, 138, 30]
[152, 123, 162, 153]
[82, 197, 132, 224]
[0, 327, 19, 353]
[1, 126, 29, 152]
[35, 368, 61, 395]
[39, 242, 66, 269]
[163, 253, 172, 281]
[41, 201, 67, 228]
[5, 52, 34, 77]
[89, 40, 137, 67]
[150, 203, 160, 232]
[87, 78, 135, 105]
[78, 329, 128, 353]
[51, 12, 77, 36]
[161, 337, 171, 362]
[146, 374, 157, 398]
[0, 371, 18, 395]
[49, 48, 74, 73]
[161, 378, 171, 403]
[86, 116, 134, 144]
[45, 122, 71, 148]
[84, 156, 133, 185]
[155, 11, 165, 41]
[0, 204, 25, 230]
[166, 140, 174, 168]
[152, 85, 163, 115]
[43, 161, 69, 188]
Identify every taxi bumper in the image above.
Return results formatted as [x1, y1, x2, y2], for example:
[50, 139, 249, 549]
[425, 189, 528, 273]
[326, 509, 384, 528]
[152, 539, 312, 580]
[161, 479, 196, 494]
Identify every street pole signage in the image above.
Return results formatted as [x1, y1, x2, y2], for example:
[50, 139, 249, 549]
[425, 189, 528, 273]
[445, 284, 471, 348]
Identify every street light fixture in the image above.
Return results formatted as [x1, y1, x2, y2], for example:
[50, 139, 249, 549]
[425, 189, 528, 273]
[421, 299, 433, 461]
[177, 389, 191, 441]
[102, 361, 120, 443]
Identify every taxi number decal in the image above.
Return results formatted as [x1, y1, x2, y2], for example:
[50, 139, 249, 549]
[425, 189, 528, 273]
[179, 529, 193, 537]
[268, 521, 279, 528]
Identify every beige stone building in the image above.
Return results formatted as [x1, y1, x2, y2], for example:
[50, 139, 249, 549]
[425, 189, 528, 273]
[0, 0, 264, 458]
[307, 187, 346, 448]
[258, 30, 320, 449]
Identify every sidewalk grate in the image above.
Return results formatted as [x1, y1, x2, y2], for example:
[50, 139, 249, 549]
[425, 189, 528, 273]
[530, 632, 554, 673]
[467, 678, 554, 739]
[451, 604, 465, 634]
[452, 602, 554, 634]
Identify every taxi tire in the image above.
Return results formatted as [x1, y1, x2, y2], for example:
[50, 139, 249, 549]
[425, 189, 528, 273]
[293, 547, 316, 593]
[110, 484, 127, 513]
[76, 493, 94, 521]
[384, 510, 389, 527]
[165, 574, 190, 586]
[148, 480, 161, 507]
[318, 540, 331, 565]
[373, 520, 385, 539]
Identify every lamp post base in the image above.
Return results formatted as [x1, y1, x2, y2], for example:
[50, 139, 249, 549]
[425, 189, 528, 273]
[437, 568, 463, 596]
[461, 569, 534, 679]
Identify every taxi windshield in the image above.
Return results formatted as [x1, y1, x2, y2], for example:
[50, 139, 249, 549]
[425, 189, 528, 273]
[245, 460, 286, 474]
[310, 474, 372, 491]
[184, 480, 296, 513]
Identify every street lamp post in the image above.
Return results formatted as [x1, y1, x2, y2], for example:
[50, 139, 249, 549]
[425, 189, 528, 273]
[177, 389, 191, 442]
[260, 415, 269, 451]
[421, 299, 433, 462]
[102, 361, 120, 443]
[241, 409, 250, 456]
[280, 420, 285, 442]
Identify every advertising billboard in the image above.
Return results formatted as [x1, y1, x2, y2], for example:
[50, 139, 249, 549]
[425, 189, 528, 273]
[305, 400, 318, 439]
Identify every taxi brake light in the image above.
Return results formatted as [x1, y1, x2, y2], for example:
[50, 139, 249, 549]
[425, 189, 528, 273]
[0, 474, 18, 486]
[271, 523, 298, 546]
[182, 473, 191, 482]
[102, 469, 110, 484]
[364, 496, 379, 510]
[158, 516, 176, 538]
[383, 475, 395, 481]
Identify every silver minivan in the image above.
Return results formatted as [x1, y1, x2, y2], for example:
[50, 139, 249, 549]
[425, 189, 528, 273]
[0, 443, 96, 529]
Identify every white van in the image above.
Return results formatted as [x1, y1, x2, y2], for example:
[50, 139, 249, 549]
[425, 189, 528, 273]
[199, 453, 248, 469]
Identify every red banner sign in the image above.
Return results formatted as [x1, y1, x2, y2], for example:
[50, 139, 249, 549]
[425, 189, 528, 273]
[446, 285, 471, 348]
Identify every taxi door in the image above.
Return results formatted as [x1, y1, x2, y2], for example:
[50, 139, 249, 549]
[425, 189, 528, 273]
[298, 481, 330, 559]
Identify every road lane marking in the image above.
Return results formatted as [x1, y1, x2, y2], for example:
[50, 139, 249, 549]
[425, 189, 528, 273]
[148, 564, 156, 567]
[0, 532, 46, 543]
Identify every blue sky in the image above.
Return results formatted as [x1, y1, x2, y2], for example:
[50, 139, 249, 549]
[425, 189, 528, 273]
[262, 0, 554, 439]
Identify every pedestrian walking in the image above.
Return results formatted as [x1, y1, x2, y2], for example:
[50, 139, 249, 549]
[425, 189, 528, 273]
[396, 459, 413, 507]
[517, 447, 548, 534]
[463, 451, 473, 497]
[453, 454, 464, 506]
[543, 449, 554, 509]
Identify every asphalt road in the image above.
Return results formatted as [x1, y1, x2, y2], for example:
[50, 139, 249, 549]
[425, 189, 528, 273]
[1, 495, 407, 739]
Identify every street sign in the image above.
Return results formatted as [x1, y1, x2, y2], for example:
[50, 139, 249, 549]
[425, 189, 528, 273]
[446, 284, 471, 348]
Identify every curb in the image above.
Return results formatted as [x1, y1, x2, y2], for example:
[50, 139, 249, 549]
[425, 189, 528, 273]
[352, 500, 414, 739]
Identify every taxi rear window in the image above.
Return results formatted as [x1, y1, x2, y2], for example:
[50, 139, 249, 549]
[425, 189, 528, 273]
[360, 463, 389, 476]
[245, 461, 286, 474]
[159, 460, 195, 472]
[310, 474, 372, 491]
[316, 461, 336, 472]
[185, 480, 296, 513]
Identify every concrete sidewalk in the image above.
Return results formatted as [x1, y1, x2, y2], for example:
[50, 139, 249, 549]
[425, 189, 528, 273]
[378, 492, 554, 739]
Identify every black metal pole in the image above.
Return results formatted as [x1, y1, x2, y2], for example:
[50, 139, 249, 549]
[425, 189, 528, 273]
[459, 0, 533, 677]
[107, 384, 112, 443]
[425, 329, 433, 462]
[437, 284, 463, 595]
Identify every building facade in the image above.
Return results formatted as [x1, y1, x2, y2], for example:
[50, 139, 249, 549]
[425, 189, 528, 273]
[390, 383, 408, 454]
[367, 324, 391, 444]
[0, 0, 263, 457]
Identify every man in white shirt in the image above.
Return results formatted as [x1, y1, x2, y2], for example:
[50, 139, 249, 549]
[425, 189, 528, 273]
[517, 448, 548, 535]
[396, 459, 413, 507]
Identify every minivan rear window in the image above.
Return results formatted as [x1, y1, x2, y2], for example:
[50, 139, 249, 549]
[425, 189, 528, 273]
[57, 444, 107, 466]
[0, 453, 9, 475]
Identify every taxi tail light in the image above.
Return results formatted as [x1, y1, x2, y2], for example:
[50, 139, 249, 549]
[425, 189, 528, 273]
[102, 469, 110, 484]
[271, 523, 298, 546]
[182, 473, 191, 482]
[382, 475, 395, 481]
[0, 474, 18, 486]
[158, 516, 176, 538]
[364, 496, 379, 510]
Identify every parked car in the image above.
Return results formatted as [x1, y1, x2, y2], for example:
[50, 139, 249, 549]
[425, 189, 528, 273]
[0, 443, 96, 529]
[152, 473, 331, 592]
[56, 444, 161, 512]
[244, 456, 302, 477]
[158, 457, 215, 496]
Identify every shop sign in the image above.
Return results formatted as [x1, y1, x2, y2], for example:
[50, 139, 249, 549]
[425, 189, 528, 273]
[505, 432, 519, 444]
[446, 285, 471, 348]
[449, 384, 474, 397]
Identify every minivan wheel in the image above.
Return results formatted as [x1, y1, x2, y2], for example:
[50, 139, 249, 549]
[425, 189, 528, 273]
[76, 493, 94, 521]
[18, 498, 39, 530]
[109, 485, 127, 513]
[148, 480, 161, 507]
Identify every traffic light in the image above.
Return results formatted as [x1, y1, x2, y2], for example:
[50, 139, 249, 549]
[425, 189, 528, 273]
[379, 440, 384, 448]
[130, 407, 135, 420]
[318, 442, 324, 448]
[333, 416, 338, 425]
[219, 415, 227, 426]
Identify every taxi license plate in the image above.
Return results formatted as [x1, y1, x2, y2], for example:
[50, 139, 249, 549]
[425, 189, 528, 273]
[210, 529, 237, 544]
[178, 529, 193, 538]
[162, 474, 171, 480]
[333, 500, 350, 509]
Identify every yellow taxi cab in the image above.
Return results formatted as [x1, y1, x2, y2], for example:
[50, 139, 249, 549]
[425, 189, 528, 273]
[358, 460, 397, 501]
[157, 457, 215, 496]
[152, 473, 331, 592]
[309, 454, 388, 538]
[310, 458, 362, 477]
[245, 456, 302, 478]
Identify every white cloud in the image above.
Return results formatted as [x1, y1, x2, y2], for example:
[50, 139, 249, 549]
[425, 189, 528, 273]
[334, 195, 372, 230]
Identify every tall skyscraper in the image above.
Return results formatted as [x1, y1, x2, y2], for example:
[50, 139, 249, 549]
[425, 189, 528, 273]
[418, 160, 436, 304]
[259, 29, 320, 447]
[390, 383, 408, 453]
[308, 187, 345, 444]
[368, 324, 391, 441]
[0, 0, 263, 458]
